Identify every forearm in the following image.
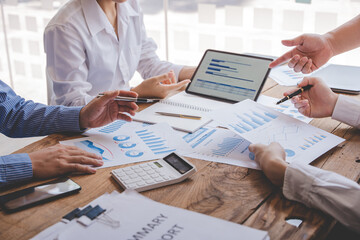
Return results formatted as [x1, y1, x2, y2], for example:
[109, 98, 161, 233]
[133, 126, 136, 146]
[0, 154, 32, 188]
[283, 162, 360, 232]
[325, 14, 360, 56]
[178, 66, 196, 81]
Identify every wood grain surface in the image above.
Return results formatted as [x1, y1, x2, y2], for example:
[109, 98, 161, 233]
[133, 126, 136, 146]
[0, 78, 359, 240]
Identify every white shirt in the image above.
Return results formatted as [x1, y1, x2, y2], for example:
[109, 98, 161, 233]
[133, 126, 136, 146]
[283, 96, 360, 232]
[44, 0, 183, 106]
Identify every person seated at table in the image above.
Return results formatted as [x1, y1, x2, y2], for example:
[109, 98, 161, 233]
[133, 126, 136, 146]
[270, 14, 360, 74]
[0, 80, 138, 188]
[44, 0, 194, 106]
[249, 77, 360, 232]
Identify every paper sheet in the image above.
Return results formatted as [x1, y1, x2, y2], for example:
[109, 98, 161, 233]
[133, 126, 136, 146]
[207, 99, 344, 164]
[61, 123, 192, 168]
[179, 127, 259, 169]
[32, 190, 269, 240]
[257, 95, 312, 123]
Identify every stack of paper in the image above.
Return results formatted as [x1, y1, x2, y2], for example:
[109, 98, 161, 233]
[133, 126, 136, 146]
[32, 190, 269, 240]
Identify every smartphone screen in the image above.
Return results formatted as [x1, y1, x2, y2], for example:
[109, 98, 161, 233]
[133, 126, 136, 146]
[0, 178, 81, 212]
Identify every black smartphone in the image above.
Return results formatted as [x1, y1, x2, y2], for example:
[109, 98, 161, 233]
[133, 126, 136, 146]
[0, 178, 81, 213]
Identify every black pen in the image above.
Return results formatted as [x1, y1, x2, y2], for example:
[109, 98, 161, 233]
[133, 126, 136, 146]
[97, 93, 161, 103]
[276, 85, 313, 105]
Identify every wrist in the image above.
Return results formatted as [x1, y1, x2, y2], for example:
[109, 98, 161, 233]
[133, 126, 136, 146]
[79, 107, 87, 129]
[329, 93, 339, 116]
[323, 32, 338, 57]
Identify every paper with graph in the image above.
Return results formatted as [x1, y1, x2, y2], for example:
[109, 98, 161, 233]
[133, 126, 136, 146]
[61, 122, 192, 168]
[179, 127, 259, 169]
[207, 99, 344, 164]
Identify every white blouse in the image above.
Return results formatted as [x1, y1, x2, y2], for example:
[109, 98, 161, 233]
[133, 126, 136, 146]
[44, 0, 183, 106]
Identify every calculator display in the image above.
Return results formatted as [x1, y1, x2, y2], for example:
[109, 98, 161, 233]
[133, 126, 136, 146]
[163, 153, 192, 174]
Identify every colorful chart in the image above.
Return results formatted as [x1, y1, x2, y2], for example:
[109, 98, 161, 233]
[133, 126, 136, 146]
[136, 129, 176, 155]
[74, 140, 113, 160]
[99, 120, 127, 134]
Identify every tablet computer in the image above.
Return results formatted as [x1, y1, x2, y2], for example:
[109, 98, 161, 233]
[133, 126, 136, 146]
[186, 49, 272, 103]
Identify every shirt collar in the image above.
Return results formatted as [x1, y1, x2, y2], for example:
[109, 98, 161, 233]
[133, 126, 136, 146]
[81, 0, 139, 37]
[81, 0, 108, 37]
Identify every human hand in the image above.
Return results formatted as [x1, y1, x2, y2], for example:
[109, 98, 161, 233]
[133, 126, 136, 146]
[79, 90, 138, 129]
[249, 142, 288, 187]
[284, 77, 338, 118]
[269, 34, 334, 73]
[29, 144, 104, 179]
[132, 71, 191, 98]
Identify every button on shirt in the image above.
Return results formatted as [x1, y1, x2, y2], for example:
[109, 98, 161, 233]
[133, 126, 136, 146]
[0, 80, 82, 188]
[283, 95, 360, 232]
[44, 0, 183, 106]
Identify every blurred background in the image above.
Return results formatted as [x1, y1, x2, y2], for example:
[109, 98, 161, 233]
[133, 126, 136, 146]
[1, 0, 360, 104]
[1, 0, 360, 154]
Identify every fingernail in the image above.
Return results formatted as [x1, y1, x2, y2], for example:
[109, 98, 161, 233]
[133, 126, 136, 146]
[90, 168, 96, 173]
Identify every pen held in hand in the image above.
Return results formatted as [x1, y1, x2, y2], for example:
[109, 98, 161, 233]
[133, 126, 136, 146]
[155, 112, 202, 120]
[97, 93, 160, 103]
[276, 85, 313, 105]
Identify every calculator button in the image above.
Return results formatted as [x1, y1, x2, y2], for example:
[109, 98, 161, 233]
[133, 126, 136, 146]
[134, 169, 143, 173]
[143, 167, 151, 171]
[145, 180, 155, 184]
[154, 178, 163, 182]
[142, 176, 151, 180]
[163, 176, 169, 180]
[137, 182, 145, 187]
[150, 173, 159, 178]
[128, 184, 137, 189]
[147, 170, 155, 174]
[139, 164, 146, 168]
[124, 170, 135, 175]
[129, 174, 138, 179]
[120, 176, 129, 181]
[138, 172, 146, 177]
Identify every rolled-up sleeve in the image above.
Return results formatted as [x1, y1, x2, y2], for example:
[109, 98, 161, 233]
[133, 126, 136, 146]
[283, 161, 360, 232]
[332, 95, 360, 128]
[0, 154, 32, 188]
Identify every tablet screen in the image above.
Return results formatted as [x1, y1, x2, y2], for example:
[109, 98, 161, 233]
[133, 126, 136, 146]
[186, 50, 272, 102]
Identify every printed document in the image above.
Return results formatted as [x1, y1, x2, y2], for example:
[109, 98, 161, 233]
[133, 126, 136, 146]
[207, 99, 344, 164]
[61, 123, 192, 168]
[179, 127, 259, 169]
[32, 190, 269, 240]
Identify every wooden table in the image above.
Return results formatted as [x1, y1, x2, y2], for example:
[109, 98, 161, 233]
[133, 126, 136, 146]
[1, 78, 359, 240]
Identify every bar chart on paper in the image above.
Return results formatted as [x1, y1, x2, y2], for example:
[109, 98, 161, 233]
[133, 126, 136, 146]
[181, 127, 259, 169]
[208, 99, 344, 164]
[136, 129, 176, 156]
[228, 109, 278, 134]
[257, 95, 312, 123]
[61, 123, 192, 168]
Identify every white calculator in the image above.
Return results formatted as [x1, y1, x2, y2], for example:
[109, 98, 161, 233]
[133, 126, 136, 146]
[111, 152, 196, 192]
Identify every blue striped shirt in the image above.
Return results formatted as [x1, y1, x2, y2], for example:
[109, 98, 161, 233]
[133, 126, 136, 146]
[0, 80, 83, 188]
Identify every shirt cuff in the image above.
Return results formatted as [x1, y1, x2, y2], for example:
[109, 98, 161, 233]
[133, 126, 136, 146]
[332, 95, 360, 128]
[58, 106, 83, 132]
[0, 153, 33, 186]
[282, 162, 315, 206]
[172, 65, 185, 82]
